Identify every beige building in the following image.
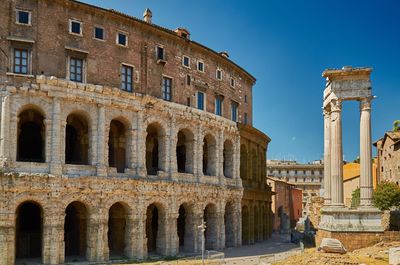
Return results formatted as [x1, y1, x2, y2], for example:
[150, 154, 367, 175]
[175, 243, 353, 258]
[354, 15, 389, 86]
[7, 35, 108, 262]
[267, 160, 323, 218]
[374, 131, 400, 185]
[0, 1, 272, 264]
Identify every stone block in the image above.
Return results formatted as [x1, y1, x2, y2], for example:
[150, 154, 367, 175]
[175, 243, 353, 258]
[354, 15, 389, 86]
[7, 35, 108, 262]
[319, 237, 347, 254]
[390, 247, 400, 265]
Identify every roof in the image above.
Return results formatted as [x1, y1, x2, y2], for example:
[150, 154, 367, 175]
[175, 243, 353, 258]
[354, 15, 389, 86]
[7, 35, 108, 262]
[374, 131, 400, 147]
[71, 0, 256, 83]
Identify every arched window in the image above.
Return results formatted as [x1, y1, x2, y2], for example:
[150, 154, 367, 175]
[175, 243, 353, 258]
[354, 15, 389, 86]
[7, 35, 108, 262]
[108, 120, 127, 173]
[203, 134, 217, 176]
[108, 202, 127, 257]
[176, 129, 194, 174]
[146, 123, 166, 175]
[65, 114, 89, 165]
[17, 109, 45, 162]
[223, 140, 234, 178]
[65, 201, 87, 261]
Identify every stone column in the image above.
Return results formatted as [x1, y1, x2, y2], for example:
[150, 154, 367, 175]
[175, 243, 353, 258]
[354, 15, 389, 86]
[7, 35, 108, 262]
[323, 108, 331, 205]
[330, 99, 344, 207]
[97, 105, 107, 176]
[359, 98, 374, 207]
[0, 96, 10, 163]
[50, 98, 62, 175]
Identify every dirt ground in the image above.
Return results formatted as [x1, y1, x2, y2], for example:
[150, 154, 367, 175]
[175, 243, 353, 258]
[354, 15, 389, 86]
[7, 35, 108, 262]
[273, 241, 400, 265]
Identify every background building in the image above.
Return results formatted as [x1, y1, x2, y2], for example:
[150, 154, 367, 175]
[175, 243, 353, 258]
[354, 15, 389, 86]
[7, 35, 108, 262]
[374, 131, 400, 185]
[0, 1, 271, 264]
[267, 160, 323, 218]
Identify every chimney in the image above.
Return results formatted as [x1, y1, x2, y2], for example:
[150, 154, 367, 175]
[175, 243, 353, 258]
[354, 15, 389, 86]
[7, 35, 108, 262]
[143, 8, 152, 23]
[219, 51, 229, 58]
[175, 28, 190, 40]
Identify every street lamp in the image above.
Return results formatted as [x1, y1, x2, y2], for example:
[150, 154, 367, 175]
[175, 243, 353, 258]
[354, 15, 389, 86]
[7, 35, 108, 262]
[198, 220, 207, 265]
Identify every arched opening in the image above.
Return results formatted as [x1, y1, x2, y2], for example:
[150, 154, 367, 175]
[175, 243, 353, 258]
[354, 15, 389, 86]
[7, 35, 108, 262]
[242, 205, 250, 245]
[65, 114, 89, 165]
[15, 202, 42, 261]
[223, 140, 234, 178]
[108, 202, 127, 259]
[146, 123, 165, 175]
[177, 205, 185, 249]
[64, 201, 87, 261]
[177, 203, 195, 253]
[251, 149, 257, 180]
[254, 206, 259, 242]
[17, 109, 45, 162]
[240, 145, 248, 180]
[176, 129, 194, 174]
[204, 203, 217, 250]
[146, 204, 159, 254]
[203, 134, 217, 176]
[108, 120, 127, 173]
[224, 202, 235, 247]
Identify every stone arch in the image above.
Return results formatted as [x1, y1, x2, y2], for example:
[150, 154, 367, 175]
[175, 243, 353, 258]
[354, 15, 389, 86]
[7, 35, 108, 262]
[146, 122, 167, 175]
[145, 202, 166, 255]
[64, 201, 88, 261]
[17, 108, 45, 162]
[108, 119, 128, 173]
[240, 144, 248, 180]
[108, 202, 128, 258]
[224, 201, 235, 247]
[202, 133, 217, 176]
[65, 112, 89, 165]
[177, 203, 195, 253]
[223, 139, 234, 178]
[242, 205, 250, 245]
[15, 201, 43, 261]
[176, 128, 195, 174]
[204, 203, 218, 250]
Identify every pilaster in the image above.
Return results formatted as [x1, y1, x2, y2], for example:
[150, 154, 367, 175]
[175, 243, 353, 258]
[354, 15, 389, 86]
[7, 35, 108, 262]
[0, 96, 10, 165]
[96, 105, 107, 176]
[42, 208, 64, 265]
[0, 211, 14, 265]
[86, 213, 108, 262]
[50, 98, 62, 175]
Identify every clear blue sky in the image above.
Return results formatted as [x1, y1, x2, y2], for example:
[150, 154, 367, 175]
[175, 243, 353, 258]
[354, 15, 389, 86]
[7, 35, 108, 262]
[80, 0, 400, 162]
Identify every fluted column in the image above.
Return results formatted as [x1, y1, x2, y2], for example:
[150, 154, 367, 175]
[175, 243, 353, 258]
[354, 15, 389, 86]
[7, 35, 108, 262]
[359, 98, 374, 207]
[97, 105, 107, 176]
[50, 98, 62, 174]
[330, 99, 344, 207]
[323, 108, 331, 206]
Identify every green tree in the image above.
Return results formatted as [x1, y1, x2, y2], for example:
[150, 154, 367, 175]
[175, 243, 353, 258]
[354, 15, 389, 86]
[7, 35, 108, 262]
[372, 181, 400, 210]
[351, 187, 360, 208]
[393, 120, 400, 131]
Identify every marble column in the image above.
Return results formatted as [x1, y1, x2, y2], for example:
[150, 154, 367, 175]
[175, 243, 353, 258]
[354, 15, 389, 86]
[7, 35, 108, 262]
[359, 98, 373, 207]
[330, 99, 344, 207]
[50, 98, 62, 175]
[323, 108, 332, 205]
[96, 105, 107, 176]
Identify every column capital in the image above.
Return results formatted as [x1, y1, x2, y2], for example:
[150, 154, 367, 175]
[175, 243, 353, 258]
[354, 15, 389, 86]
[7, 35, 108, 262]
[360, 98, 372, 111]
[330, 99, 342, 113]
[323, 108, 331, 116]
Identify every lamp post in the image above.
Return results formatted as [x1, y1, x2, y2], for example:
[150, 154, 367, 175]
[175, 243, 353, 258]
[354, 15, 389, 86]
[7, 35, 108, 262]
[198, 220, 207, 265]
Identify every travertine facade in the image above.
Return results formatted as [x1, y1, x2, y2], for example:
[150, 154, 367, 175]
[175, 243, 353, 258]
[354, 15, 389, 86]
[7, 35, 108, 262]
[374, 131, 400, 185]
[0, 1, 272, 264]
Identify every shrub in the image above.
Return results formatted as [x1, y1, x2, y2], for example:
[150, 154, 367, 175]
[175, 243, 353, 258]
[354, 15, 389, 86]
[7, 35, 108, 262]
[351, 187, 360, 208]
[372, 181, 400, 210]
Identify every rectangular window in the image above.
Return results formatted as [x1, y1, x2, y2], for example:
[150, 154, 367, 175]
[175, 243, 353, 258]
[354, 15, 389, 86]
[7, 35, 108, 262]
[215, 96, 223, 116]
[197, 61, 204, 72]
[244, 95, 248, 103]
[186, 75, 191, 86]
[244, 112, 248, 124]
[230, 78, 235, 88]
[216, 69, 222, 80]
[14, 48, 28, 74]
[94, 27, 104, 40]
[69, 57, 83, 82]
[231, 101, 238, 122]
[70, 20, 82, 35]
[16, 10, 31, 25]
[117, 32, 127, 46]
[197, 91, 205, 110]
[162, 77, 172, 101]
[121, 65, 133, 92]
[156, 46, 165, 60]
[187, 97, 191, 107]
[182, 56, 190, 68]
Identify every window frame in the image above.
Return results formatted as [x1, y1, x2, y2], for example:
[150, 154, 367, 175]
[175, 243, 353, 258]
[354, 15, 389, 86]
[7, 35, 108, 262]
[231, 101, 238, 122]
[69, 19, 83, 36]
[68, 56, 85, 83]
[116, 32, 128, 47]
[182, 55, 190, 68]
[230, 77, 236, 88]
[15, 9, 32, 26]
[13, 48, 29, 74]
[121, 64, 134, 92]
[197, 60, 205, 73]
[197, 91, 206, 111]
[156, 45, 165, 61]
[162, 76, 173, 101]
[216, 69, 223, 80]
[93, 26, 105, 41]
[215, 96, 223, 116]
